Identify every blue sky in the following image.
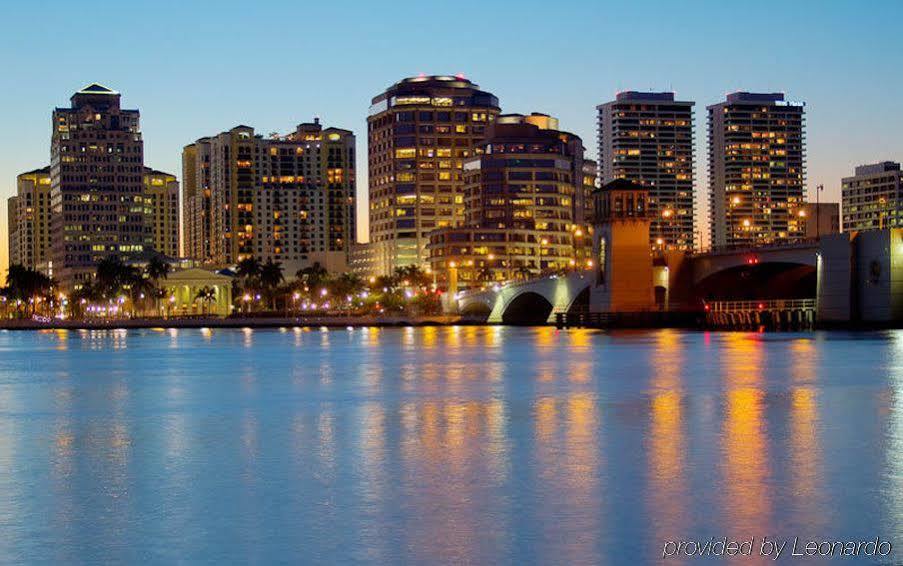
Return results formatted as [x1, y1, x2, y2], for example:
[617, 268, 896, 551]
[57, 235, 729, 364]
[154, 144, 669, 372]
[1, 0, 901, 269]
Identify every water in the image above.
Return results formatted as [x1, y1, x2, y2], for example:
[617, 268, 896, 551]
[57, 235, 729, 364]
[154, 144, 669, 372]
[0, 327, 900, 564]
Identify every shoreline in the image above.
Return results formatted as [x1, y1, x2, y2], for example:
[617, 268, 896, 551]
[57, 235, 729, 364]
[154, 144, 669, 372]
[0, 315, 482, 331]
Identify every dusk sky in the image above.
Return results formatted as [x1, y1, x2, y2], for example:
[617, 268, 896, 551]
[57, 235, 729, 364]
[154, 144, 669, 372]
[2, 0, 901, 272]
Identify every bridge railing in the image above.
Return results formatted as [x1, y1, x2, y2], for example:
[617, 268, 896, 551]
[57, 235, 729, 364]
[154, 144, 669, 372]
[705, 298, 816, 313]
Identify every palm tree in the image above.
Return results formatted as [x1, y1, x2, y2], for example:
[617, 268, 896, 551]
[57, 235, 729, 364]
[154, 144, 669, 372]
[394, 265, 431, 289]
[236, 257, 262, 284]
[195, 286, 216, 316]
[296, 262, 328, 290]
[3, 264, 53, 317]
[146, 255, 171, 283]
[259, 259, 284, 310]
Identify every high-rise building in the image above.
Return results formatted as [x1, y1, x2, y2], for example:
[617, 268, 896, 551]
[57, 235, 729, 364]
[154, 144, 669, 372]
[597, 91, 695, 250]
[8, 163, 180, 273]
[708, 92, 806, 248]
[7, 167, 52, 269]
[427, 113, 592, 287]
[51, 84, 147, 287]
[143, 168, 180, 258]
[368, 75, 500, 275]
[183, 120, 355, 274]
[182, 139, 213, 262]
[841, 161, 903, 232]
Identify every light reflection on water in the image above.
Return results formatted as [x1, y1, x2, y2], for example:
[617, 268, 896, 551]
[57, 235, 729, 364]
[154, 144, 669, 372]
[0, 327, 900, 563]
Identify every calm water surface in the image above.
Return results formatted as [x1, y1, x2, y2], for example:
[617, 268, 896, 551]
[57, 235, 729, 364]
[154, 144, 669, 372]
[0, 327, 901, 564]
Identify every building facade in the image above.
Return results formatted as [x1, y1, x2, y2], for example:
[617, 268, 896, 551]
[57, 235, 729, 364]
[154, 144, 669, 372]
[368, 75, 500, 275]
[427, 114, 593, 288]
[802, 202, 840, 238]
[182, 140, 213, 262]
[841, 161, 903, 232]
[708, 92, 806, 248]
[7, 167, 52, 269]
[8, 164, 180, 273]
[183, 120, 355, 274]
[143, 168, 180, 258]
[50, 84, 147, 287]
[597, 91, 695, 250]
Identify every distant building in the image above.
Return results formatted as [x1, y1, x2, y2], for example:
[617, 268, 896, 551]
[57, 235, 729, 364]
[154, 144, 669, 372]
[7, 167, 51, 269]
[142, 168, 180, 258]
[9, 164, 179, 274]
[183, 120, 356, 275]
[802, 202, 840, 238]
[841, 161, 903, 232]
[51, 84, 148, 287]
[181, 140, 212, 262]
[427, 113, 592, 288]
[597, 91, 695, 250]
[368, 75, 500, 275]
[708, 92, 806, 248]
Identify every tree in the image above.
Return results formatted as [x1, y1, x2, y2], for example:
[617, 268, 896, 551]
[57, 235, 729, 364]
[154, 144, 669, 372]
[394, 265, 431, 289]
[195, 286, 216, 315]
[236, 257, 262, 286]
[296, 262, 328, 289]
[259, 259, 284, 309]
[146, 255, 171, 283]
[3, 264, 53, 317]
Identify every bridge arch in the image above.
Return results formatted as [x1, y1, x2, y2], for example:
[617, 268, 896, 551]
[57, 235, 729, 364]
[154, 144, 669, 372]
[501, 292, 554, 325]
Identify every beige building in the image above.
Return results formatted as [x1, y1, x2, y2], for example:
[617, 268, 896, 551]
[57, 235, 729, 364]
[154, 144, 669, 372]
[708, 92, 806, 248]
[368, 75, 500, 275]
[143, 168, 180, 258]
[183, 120, 355, 274]
[7, 167, 52, 269]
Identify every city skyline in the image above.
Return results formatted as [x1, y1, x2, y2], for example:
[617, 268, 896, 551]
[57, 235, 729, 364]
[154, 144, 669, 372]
[2, 0, 902, 275]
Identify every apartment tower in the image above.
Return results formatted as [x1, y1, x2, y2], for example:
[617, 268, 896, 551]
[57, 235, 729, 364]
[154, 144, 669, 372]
[708, 92, 806, 248]
[183, 120, 355, 274]
[597, 91, 695, 250]
[7, 167, 52, 269]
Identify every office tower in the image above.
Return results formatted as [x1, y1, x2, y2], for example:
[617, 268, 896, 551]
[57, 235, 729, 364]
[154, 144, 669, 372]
[427, 113, 591, 287]
[51, 84, 147, 287]
[841, 161, 903, 231]
[7, 167, 52, 269]
[142, 168, 180, 258]
[368, 75, 500, 275]
[708, 92, 806, 248]
[184, 120, 355, 273]
[597, 91, 695, 250]
[182, 140, 213, 262]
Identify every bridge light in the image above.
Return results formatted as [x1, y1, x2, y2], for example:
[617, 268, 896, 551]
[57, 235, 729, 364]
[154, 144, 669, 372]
[758, 303, 764, 310]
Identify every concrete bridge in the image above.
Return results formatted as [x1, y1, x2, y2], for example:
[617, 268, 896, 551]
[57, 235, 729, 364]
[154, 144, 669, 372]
[451, 240, 824, 325]
[455, 271, 593, 324]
